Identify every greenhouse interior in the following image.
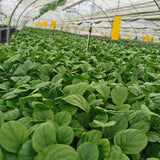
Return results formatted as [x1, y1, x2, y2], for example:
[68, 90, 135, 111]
[0, 0, 160, 160]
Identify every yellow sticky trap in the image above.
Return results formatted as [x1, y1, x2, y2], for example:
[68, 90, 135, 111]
[52, 21, 56, 29]
[130, 36, 132, 39]
[144, 35, 151, 41]
[75, 28, 78, 32]
[108, 34, 110, 37]
[37, 24, 39, 27]
[43, 21, 47, 27]
[112, 16, 122, 40]
[139, 37, 142, 40]
[66, 28, 69, 32]
[35, 24, 37, 27]
[41, 23, 44, 27]
[153, 38, 156, 42]
[101, 32, 104, 36]
[127, 36, 130, 39]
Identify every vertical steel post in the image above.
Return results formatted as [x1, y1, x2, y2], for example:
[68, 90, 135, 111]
[7, 0, 24, 43]
[86, 22, 92, 52]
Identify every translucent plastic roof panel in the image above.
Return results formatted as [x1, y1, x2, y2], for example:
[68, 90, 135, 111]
[1, 0, 160, 31]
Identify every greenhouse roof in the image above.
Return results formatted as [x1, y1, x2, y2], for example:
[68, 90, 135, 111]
[0, 0, 160, 31]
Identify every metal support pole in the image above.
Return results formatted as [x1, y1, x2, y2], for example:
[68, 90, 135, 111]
[86, 23, 92, 52]
[16, 0, 38, 27]
[6, 0, 24, 43]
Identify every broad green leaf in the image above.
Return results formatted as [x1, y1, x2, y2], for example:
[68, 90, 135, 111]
[107, 151, 129, 160]
[35, 144, 78, 160]
[62, 94, 90, 113]
[1, 148, 18, 160]
[131, 153, 140, 160]
[33, 103, 54, 121]
[103, 115, 128, 139]
[111, 87, 128, 106]
[78, 142, 99, 160]
[32, 122, 56, 152]
[0, 111, 4, 126]
[94, 84, 110, 99]
[92, 120, 116, 128]
[41, 64, 53, 75]
[129, 122, 150, 133]
[18, 117, 33, 130]
[0, 121, 28, 153]
[147, 131, 160, 142]
[4, 108, 20, 121]
[69, 120, 85, 137]
[111, 145, 122, 152]
[98, 138, 110, 159]
[147, 158, 160, 160]
[57, 126, 74, 145]
[63, 82, 88, 95]
[19, 93, 42, 107]
[18, 140, 36, 160]
[128, 110, 151, 125]
[146, 143, 160, 158]
[2, 91, 17, 100]
[60, 105, 78, 115]
[78, 130, 102, 147]
[114, 129, 148, 154]
[55, 111, 71, 126]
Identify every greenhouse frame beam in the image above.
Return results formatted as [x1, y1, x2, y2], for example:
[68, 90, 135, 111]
[63, 0, 86, 10]
[20, 4, 45, 27]
[6, 0, 24, 42]
[16, 0, 39, 27]
[153, 0, 160, 10]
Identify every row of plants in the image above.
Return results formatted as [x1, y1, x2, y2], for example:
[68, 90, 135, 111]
[0, 28, 160, 160]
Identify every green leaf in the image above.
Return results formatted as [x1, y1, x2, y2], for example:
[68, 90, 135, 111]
[4, 108, 20, 121]
[69, 120, 85, 137]
[2, 91, 17, 100]
[129, 122, 150, 133]
[1, 148, 18, 160]
[62, 94, 90, 113]
[33, 103, 54, 121]
[94, 84, 110, 99]
[32, 122, 56, 152]
[57, 126, 74, 145]
[103, 115, 128, 139]
[41, 64, 53, 75]
[146, 158, 160, 160]
[98, 138, 110, 159]
[18, 140, 36, 160]
[114, 129, 148, 154]
[55, 111, 71, 126]
[78, 142, 99, 160]
[92, 120, 116, 128]
[0, 149, 2, 160]
[107, 151, 129, 160]
[0, 121, 28, 153]
[111, 87, 128, 106]
[111, 145, 122, 152]
[35, 144, 78, 160]
[0, 111, 4, 127]
[147, 131, 160, 142]
[78, 130, 102, 147]
[19, 93, 42, 107]
[63, 82, 88, 95]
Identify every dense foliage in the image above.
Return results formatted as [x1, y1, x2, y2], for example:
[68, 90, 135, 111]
[0, 28, 160, 160]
